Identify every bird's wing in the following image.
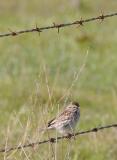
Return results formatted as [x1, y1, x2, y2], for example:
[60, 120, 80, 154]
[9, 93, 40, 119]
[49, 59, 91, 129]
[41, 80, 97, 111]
[47, 109, 73, 128]
[47, 118, 56, 127]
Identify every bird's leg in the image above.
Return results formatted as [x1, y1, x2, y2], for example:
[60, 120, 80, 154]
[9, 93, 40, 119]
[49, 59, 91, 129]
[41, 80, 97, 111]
[69, 125, 76, 140]
[72, 131, 76, 140]
[69, 128, 76, 140]
[67, 131, 76, 140]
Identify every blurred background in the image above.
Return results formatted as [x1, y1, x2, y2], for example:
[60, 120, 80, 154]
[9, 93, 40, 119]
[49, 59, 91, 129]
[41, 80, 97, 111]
[0, 0, 117, 159]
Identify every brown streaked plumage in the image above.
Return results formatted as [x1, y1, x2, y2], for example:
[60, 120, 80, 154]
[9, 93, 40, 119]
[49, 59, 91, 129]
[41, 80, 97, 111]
[40, 102, 80, 135]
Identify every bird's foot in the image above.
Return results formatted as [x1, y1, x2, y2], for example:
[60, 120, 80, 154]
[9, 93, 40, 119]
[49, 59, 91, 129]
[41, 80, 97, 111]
[66, 132, 76, 140]
[66, 133, 72, 139]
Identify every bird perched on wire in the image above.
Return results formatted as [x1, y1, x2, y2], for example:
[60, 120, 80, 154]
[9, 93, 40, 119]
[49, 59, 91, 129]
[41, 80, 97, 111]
[39, 102, 80, 136]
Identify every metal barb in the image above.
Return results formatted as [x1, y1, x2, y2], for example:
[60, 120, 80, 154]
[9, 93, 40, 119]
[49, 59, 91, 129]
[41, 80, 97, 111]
[79, 17, 84, 26]
[99, 11, 105, 23]
[0, 123, 117, 153]
[0, 12, 115, 38]
[35, 24, 42, 36]
[8, 29, 17, 36]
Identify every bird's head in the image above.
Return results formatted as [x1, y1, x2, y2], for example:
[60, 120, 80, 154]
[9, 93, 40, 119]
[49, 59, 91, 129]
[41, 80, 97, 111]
[72, 101, 80, 108]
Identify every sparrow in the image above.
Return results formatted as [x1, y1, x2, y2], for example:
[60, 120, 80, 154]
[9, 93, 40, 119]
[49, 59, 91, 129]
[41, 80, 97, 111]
[40, 102, 80, 136]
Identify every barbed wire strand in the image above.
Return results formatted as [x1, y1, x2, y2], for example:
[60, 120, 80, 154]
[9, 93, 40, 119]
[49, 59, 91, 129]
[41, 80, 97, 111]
[0, 12, 117, 38]
[0, 123, 117, 153]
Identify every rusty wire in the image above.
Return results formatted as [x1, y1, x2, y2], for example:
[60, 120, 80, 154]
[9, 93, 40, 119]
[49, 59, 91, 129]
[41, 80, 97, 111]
[0, 12, 117, 38]
[0, 123, 117, 153]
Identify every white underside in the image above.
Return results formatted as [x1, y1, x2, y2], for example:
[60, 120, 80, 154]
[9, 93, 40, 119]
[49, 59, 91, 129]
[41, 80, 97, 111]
[55, 116, 79, 135]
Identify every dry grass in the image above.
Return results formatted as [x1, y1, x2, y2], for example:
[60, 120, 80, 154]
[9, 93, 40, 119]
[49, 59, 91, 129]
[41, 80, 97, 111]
[0, 0, 117, 159]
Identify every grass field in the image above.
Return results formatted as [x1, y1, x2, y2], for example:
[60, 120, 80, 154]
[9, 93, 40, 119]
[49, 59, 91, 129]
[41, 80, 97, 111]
[0, 0, 117, 159]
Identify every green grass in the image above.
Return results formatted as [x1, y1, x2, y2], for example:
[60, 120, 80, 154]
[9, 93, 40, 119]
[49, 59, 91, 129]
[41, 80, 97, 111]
[0, 0, 117, 159]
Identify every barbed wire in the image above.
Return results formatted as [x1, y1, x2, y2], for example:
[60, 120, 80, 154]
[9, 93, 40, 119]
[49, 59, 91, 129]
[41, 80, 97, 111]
[0, 12, 117, 38]
[0, 123, 117, 153]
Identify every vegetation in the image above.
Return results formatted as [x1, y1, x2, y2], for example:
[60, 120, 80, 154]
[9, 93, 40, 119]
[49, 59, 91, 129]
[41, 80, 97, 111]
[0, 0, 117, 159]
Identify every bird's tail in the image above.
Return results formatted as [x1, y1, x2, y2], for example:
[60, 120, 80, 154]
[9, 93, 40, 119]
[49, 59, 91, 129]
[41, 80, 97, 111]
[38, 126, 53, 133]
[38, 127, 47, 133]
